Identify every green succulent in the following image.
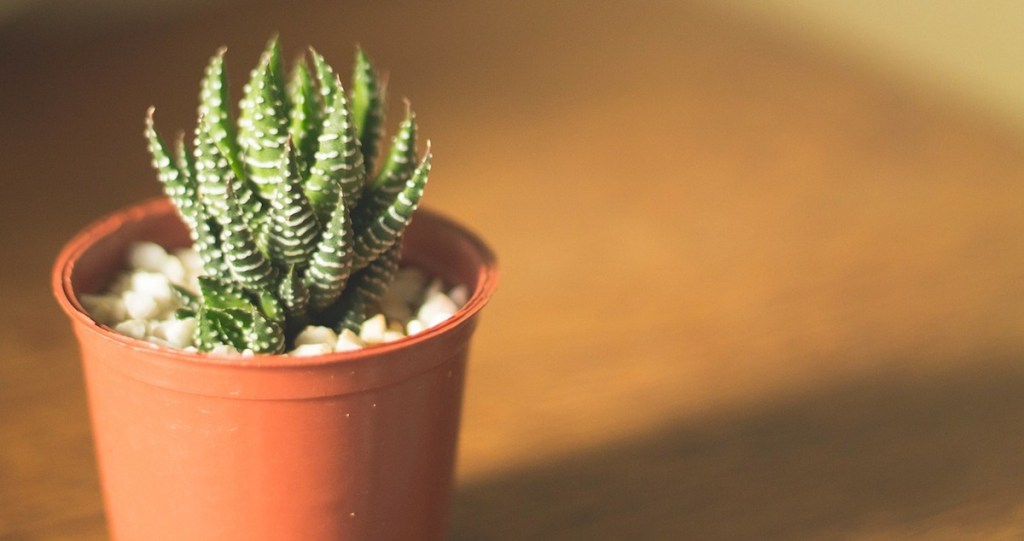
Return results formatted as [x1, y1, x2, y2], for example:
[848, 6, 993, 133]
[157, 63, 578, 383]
[144, 37, 430, 354]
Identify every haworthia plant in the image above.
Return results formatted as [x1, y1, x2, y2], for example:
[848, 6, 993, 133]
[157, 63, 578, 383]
[145, 37, 430, 353]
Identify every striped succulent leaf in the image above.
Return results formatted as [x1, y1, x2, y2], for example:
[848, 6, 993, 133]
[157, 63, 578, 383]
[257, 288, 285, 322]
[305, 77, 365, 223]
[164, 123, 229, 278]
[194, 220, 229, 278]
[351, 236, 401, 306]
[287, 58, 321, 179]
[305, 192, 354, 313]
[309, 48, 339, 109]
[197, 277, 252, 310]
[147, 38, 436, 353]
[173, 132, 196, 184]
[246, 306, 285, 354]
[192, 115, 235, 222]
[173, 284, 201, 314]
[371, 108, 418, 195]
[266, 141, 321, 266]
[330, 239, 402, 332]
[145, 110, 197, 229]
[351, 48, 385, 176]
[170, 132, 215, 241]
[331, 294, 367, 334]
[278, 265, 310, 323]
[238, 38, 289, 197]
[194, 115, 266, 228]
[196, 306, 247, 352]
[218, 187, 276, 290]
[194, 279, 282, 353]
[198, 47, 245, 182]
[200, 220, 231, 277]
[195, 278, 254, 351]
[173, 132, 197, 198]
[351, 150, 430, 271]
[354, 109, 417, 227]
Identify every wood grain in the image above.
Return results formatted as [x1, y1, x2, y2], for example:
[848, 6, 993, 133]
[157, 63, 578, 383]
[3, 1, 1024, 539]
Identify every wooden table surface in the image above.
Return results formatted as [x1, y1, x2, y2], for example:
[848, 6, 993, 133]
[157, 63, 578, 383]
[4, 1, 1024, 539]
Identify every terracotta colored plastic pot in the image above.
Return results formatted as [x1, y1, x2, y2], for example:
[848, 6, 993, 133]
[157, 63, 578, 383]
[52, 198, 498, 541]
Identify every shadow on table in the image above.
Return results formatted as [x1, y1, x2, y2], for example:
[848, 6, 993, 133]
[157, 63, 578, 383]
[450, 358, 1024, 540]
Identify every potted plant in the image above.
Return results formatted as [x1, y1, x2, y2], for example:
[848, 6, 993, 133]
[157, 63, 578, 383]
[52, 37, 498, 541]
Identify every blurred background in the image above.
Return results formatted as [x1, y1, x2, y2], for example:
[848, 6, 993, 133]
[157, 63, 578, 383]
[4, 1, 1024, 539]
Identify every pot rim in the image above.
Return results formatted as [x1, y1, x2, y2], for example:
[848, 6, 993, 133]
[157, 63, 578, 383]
[53, 197, 499, 369]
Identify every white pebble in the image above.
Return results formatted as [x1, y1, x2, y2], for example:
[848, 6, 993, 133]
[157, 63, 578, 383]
[131, 272, 175, 306]
[80, 294, 126, 325]
[294, 326, 338, 347]
[174, 248, 205, 284]
[383, 330, 405, 343]
[129, 242, 169, 272]
[406, 319, 426, 336]
[359, 314, 388, 344]
[210, 344, 238, 355]
[417, 292, 458, 328]
[122, 290, 161, 320]
[424, 311, 454, 329]
[114, 319, 148, 339]
[151, 317, 196, 349]
[291, 343, 333, 357]
[423, 278, 445, 300]
[161, 256, 188, 287]
[174, 248, 202, 271]
[335, 329, 365, 352]
[448, 285, 469, 307]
